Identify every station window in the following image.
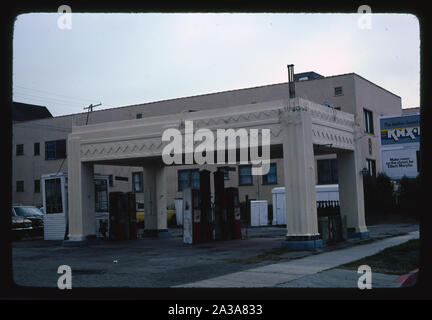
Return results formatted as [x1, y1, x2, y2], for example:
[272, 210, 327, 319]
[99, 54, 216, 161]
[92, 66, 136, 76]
[45, 140, 66, 160]
[238, 165, 253, 186]
[95, 179, 109, 212]
[366, 158, 376, 177]
[132, 172, 143, 192]
[44, 178, 63, 213]
[34, 142, 40, 156]
[217, 167, 230, 180]
[262, 163, 277, 185]
[178, 169, 200, 191]
[364, 109, 374, 134]
[16, 144, 24, 156]
[34, 180, 40, 193]
[16, 181, 24, 192]
[136, 113, 142, 119]
[334, 86, 343, 96]
[317, 159, 338, 184]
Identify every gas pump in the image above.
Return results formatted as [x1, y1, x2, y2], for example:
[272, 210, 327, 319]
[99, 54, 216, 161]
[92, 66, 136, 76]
[225, 187, 242, 239]
[182, 170, 213, 244]
[199, 170, 212, 243]
[192, 189, 201, 243]
[183, 188, 200, 244]
[182, 170, 241, 244]
[213, 171, 227, 241]
[109, 191, 136, 240]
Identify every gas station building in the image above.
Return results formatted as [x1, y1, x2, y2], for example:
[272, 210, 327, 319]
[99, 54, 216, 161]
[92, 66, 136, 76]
[12, 71, 403, 248]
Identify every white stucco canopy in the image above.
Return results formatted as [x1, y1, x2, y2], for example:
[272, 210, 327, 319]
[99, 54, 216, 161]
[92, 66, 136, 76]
[66, 97, 368, 248]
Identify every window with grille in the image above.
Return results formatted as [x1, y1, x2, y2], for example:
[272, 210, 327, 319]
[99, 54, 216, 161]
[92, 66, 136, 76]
[44, 178, 63, 213]
[262, 163, 277, 185]
[16, 144, 24, 156]
[366, 158, 376, 177]
[45, 140, 66, 160]
[95, 179, 108, 212]
[16, 181, 24, 192]
[217, 167, 230, 180]
[34, 143, 40, 156]
[317, 159, 338, 184]
[364, 109, 374, 134]
[132, 172, 143, 192]
[34, 180, 40, 193]
[178, 169, 200, 191]
[239, 165, 253, 186]
[334, 86, 343, 96]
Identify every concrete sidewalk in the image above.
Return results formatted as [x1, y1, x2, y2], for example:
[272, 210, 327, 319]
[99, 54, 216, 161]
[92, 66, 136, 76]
[174, 231, 419, 288]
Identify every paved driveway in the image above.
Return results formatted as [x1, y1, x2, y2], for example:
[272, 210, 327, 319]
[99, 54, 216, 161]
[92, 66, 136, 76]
[12, 223, 418, 288]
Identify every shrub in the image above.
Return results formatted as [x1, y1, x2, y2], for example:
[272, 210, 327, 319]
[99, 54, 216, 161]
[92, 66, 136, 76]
[363, 172, 420, 220]
[397, 175, 420, 218]
[375, 173, 396, 215]
[363, 173, 396, 217]
[363, 174, 378, 217]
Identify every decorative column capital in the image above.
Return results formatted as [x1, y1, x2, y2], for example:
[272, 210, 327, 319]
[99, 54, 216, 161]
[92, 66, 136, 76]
[278, 104, 309, 126]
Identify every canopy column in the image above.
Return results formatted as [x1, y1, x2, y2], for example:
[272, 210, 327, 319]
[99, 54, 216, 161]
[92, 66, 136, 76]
[337, 124, 369, 239]
[280, 101, 322, 250]
[142, 161, 171, 238]
[66, 136, 95, 244]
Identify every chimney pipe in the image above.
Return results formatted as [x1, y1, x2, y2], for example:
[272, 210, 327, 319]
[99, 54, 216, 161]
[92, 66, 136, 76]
[287, 64, 295, 98]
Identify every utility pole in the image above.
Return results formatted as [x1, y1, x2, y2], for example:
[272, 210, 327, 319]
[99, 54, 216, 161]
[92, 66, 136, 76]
[84, 102, 102, 125]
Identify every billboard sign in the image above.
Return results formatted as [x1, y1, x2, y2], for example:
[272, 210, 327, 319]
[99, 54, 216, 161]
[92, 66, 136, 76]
[381, 148, 419, 179]
[380, 114, 420, 146]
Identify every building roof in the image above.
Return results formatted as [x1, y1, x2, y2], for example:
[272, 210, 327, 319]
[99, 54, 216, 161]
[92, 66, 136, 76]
[14, 71, 400, 122]
[402, 107, 420, 115]
[12, 102, 53, 122]
[294, 71, 325, 81]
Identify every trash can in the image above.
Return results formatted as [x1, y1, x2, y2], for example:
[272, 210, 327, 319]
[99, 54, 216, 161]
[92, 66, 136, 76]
[174, 198, 183, 226]
[318, 217, 329, 244]
[341, 215, 348, 240]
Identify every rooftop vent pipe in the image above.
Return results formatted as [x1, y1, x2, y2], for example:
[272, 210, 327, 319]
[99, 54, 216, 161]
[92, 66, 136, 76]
[287, 64, 295, 98]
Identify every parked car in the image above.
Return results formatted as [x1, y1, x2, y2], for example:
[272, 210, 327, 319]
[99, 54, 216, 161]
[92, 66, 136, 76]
[11, 214, 33, 240]
[12, 205, 44, 236]
[136, 209, 177, 227]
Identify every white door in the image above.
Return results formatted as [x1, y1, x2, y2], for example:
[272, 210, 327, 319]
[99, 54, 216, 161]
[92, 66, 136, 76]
[250, 201, 260, 227]
[259, 201, 268, 226]
[276, 194, 286, 225]
[42, 176, 67, 240]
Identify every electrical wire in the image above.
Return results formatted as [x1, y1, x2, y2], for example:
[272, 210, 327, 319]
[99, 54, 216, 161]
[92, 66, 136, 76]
[14, 122, 73, 133]
[13, 84, 97, 103]
[13, 91, 86, 106]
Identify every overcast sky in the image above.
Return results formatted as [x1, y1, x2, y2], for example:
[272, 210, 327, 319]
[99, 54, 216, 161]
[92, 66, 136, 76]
[13, 12, 420, 117]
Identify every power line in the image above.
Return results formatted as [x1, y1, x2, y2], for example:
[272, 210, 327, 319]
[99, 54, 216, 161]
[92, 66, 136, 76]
[13, 92, 85, 107]
[13, 96, 83, 110]
[13, 84, 97, 103]
[14, 123, 73, 133]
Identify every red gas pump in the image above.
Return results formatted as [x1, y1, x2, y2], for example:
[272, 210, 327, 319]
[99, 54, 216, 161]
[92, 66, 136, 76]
[109, 192, 136, 240]
[126, 192, 137, 240]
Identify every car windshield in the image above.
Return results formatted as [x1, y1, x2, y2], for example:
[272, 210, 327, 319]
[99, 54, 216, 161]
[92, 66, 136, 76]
[14, 207, 43, 217]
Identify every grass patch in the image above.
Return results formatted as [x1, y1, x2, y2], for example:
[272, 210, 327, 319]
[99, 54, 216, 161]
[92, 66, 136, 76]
[339, 239, 419, 275]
